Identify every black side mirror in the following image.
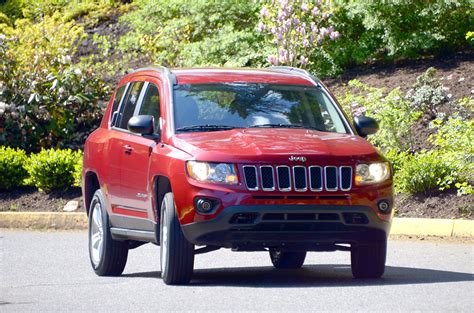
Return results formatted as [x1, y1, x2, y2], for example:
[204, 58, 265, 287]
[354, 116, 379, 137]
[128, 115, 158, 139]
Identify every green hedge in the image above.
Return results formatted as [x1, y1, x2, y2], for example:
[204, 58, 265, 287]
[0, 147, 82, 192]
[0, 146, 29, 190]
[27, 148, 83, 192]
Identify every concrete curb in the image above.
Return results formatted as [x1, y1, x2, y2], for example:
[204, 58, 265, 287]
[0, 212, 88, 230]
[0, 212, 473, 237]
[390, 217, 474, 237]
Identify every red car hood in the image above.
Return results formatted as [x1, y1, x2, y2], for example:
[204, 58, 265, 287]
[170, 128, 379, 163]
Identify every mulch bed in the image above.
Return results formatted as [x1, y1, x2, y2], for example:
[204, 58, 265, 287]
[325, 51, 473, 101]
[0, 187, 84, 213]
[395, 191, 473, 219]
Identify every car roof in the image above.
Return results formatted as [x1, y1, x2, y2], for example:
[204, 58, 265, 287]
[130, 67, 317, 86]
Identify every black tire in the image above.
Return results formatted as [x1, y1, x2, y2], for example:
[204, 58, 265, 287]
[160, 192, 194, 285]
[351, 240, 387, 279]
[88, 190, 128, 276]
[269, 249, 306, 269]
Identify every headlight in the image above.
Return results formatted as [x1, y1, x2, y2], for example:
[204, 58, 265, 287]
[186, 161, 238, 185]
[355, 162, 390, 185]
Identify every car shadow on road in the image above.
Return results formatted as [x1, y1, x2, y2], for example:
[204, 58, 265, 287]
[121, 264, 473, 287]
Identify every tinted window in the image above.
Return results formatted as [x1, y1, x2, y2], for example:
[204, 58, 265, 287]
[118, 81, 144, 129]
[173, 83, 348, 133]
[138, 84, 160, 132]
[110, 85, 126, 125]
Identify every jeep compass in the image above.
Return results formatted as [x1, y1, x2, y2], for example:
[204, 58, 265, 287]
[82, 66, 393, 285]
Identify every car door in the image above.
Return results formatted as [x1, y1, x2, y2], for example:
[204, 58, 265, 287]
[107, 80, 149, 228]
[104, 83, 129, 211]
[111, 79, 163, 231]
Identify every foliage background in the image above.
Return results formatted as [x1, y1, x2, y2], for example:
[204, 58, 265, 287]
[0, 0, 473, 200]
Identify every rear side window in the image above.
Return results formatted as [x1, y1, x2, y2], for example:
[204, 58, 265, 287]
[110, 85, 126, 125]
[117, 81, 144, 129]
[138, 84, 160, 132]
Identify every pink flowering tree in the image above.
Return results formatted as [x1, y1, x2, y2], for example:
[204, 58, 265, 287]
[258, 0, 339, 69]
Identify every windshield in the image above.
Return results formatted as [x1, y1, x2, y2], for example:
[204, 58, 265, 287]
[173, 83, 349, 133]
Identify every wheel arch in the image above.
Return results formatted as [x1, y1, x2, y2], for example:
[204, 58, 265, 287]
[152, 175, 172, 222]
[84, 171, 100, 216]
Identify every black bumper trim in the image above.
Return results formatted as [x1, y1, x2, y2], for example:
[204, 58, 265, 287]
[181, 204, 390, 249]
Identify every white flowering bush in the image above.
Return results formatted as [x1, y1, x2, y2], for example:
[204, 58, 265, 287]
[0, 17, 109, 152]
[407, 67, 447, 118]
[258, 0, 339, 68]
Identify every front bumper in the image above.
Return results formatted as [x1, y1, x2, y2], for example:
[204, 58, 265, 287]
[181, 204, 390, 250]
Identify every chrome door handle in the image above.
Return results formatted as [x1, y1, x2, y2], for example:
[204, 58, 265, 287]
[124, 145, 133, 154]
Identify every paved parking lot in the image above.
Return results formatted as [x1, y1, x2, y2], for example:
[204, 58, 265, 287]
[1, 230, 473, 312]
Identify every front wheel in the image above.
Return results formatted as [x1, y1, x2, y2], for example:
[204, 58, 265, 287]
[351, 240, 387, 279]
[160, 192, 194, 285]
[88, 190, 128, 276]
[269, 249, 306, 269]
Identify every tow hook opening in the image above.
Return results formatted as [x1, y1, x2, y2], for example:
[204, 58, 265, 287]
[342, 212, 369, 225]
[229, 213, 259, 224]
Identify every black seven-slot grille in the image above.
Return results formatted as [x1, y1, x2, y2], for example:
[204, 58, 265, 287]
[242, 165, 352, 192]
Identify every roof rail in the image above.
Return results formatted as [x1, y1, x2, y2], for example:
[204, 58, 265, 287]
[130, 66, 176, 85]
[130, 65, 169, 74]
[267, 66, 320, 82]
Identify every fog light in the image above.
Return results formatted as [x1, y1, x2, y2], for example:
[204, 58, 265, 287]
[198, 199, 211, 210]
[377, 200, 391, 213]
[195, 197, 219, 214]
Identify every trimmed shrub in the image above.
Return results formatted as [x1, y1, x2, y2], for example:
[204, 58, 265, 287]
[0, 146, 28, 190]
[395, 150, 461, 195]
[26, 149, 82, 192]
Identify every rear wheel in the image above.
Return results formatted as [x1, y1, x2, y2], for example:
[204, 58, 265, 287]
[160, 192, 195, 285]
[269, 249, 306, 269]
[88, 190, 128, 276]
[351, 240, 387, 279]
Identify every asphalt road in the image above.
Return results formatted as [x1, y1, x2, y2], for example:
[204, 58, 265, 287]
[1, 231, 473, 312]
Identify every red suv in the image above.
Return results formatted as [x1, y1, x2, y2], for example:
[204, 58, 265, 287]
[82, 66, 393, 285]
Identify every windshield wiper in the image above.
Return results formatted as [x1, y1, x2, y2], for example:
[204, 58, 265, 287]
[176, 124, 239, 132]
[249, 123, 326, 131]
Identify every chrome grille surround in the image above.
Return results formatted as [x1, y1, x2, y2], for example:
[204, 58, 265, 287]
[339, 166, 352, 191]
[324, 166, 338, 191]
[259, 165, 275, 191]
[276, 166, 291, 191]
[292, 166, 308, 192]
[242, 165, 259, 191]
[308, 166, 323, 192]
[242, 164, 353, 192]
